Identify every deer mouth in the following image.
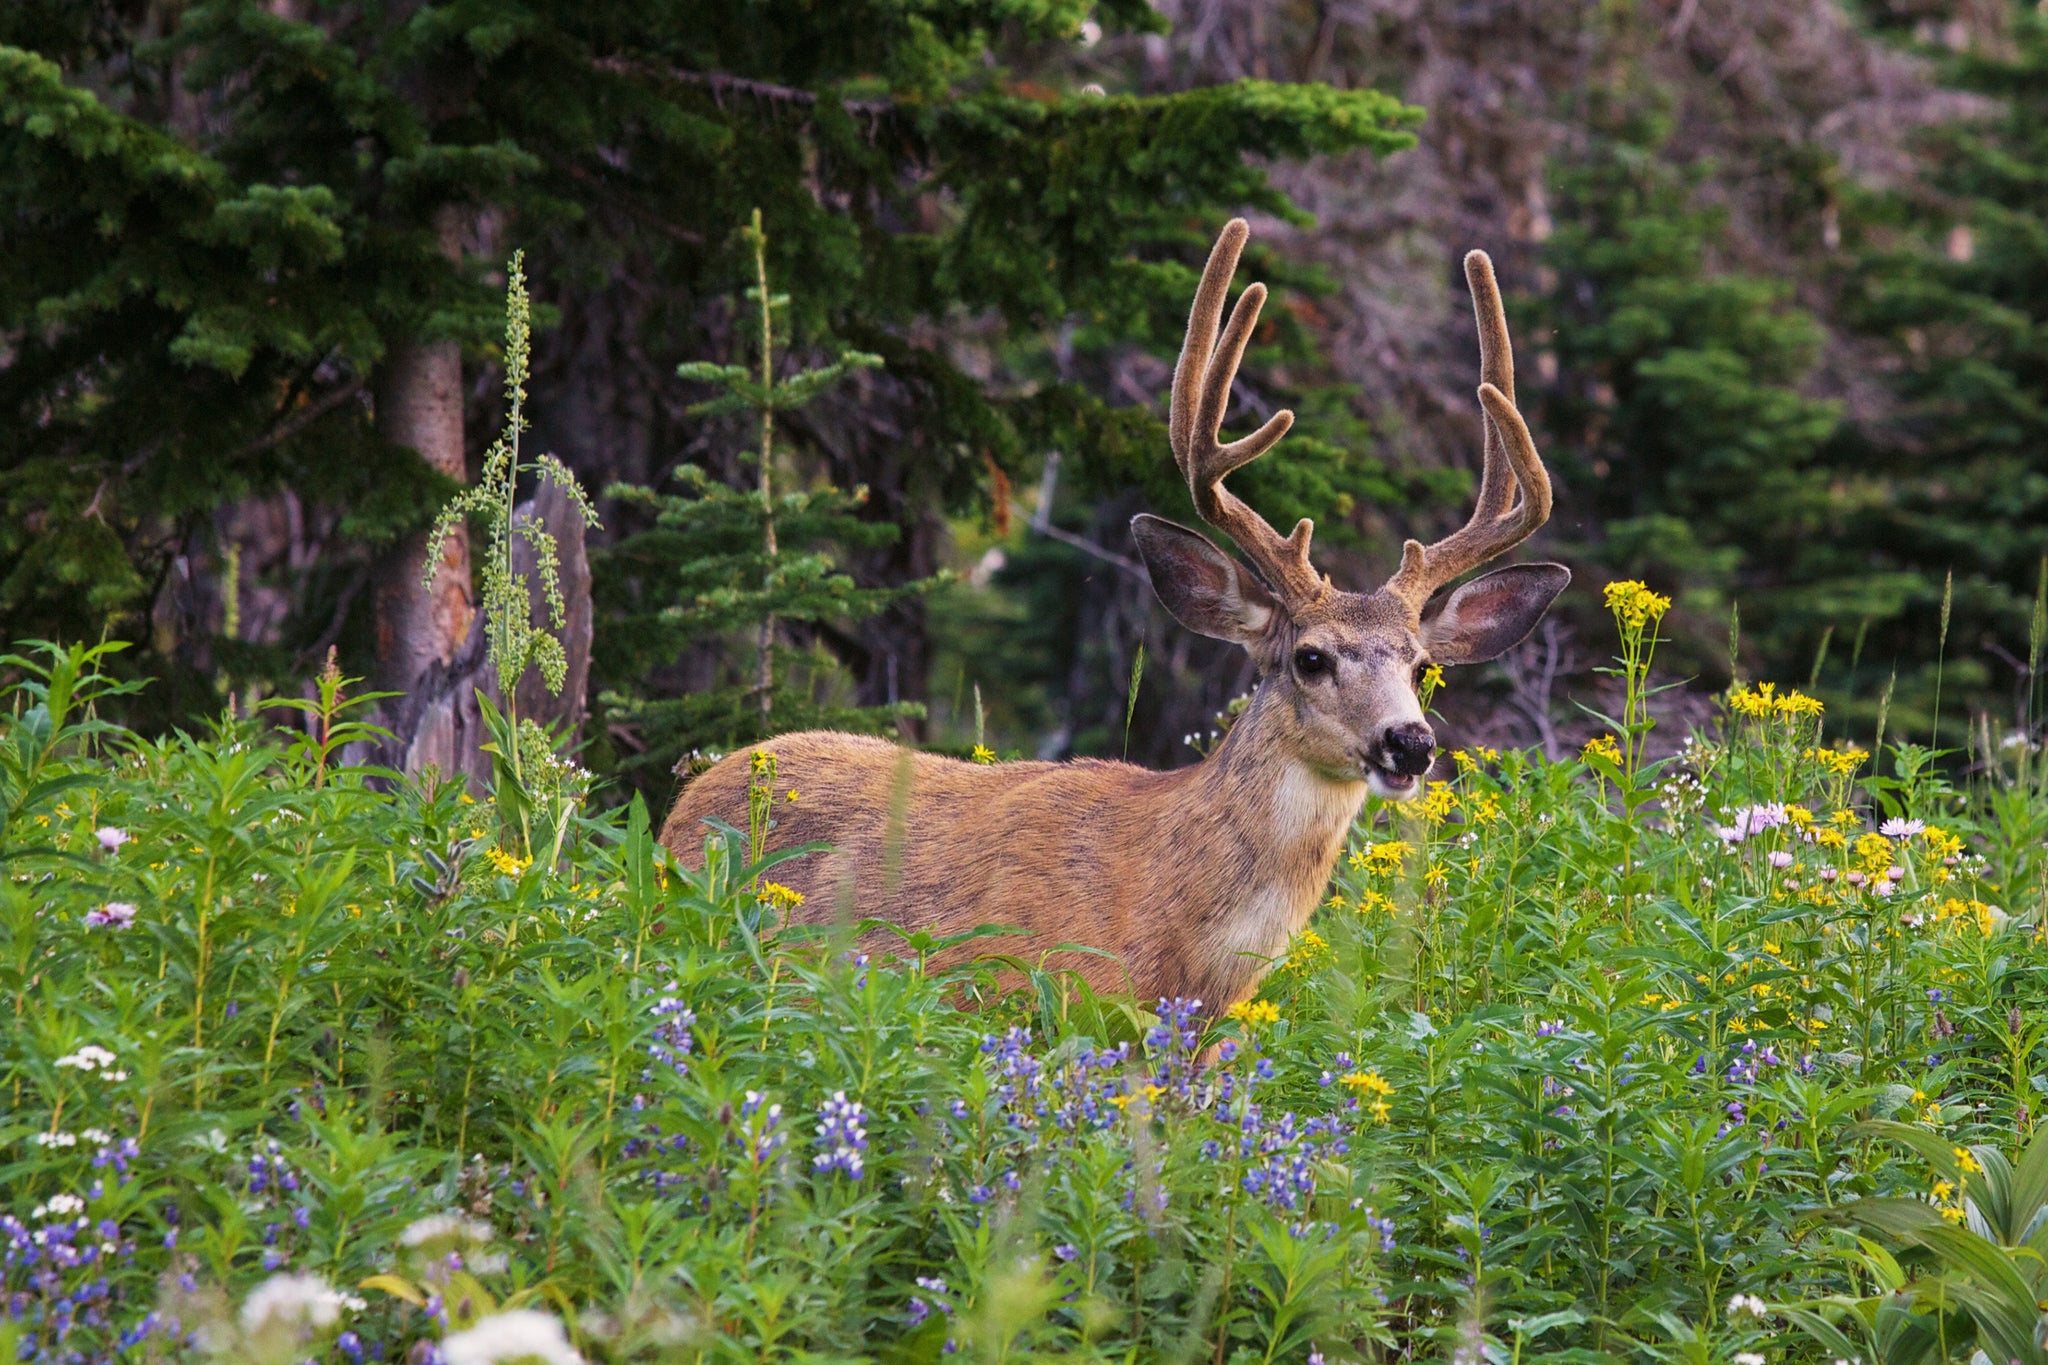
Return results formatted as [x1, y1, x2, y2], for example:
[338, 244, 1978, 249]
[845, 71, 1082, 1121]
[1364, 761, 1422, 800]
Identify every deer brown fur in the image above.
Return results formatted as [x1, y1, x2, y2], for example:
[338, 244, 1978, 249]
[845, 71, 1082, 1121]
[661, 219, 1568, 1015]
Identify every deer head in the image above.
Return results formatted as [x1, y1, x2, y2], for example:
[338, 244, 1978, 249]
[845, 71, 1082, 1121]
[1132, 219, 1569, 799]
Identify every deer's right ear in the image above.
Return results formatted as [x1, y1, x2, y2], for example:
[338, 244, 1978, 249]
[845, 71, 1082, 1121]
[1132, 514, 1281, 645]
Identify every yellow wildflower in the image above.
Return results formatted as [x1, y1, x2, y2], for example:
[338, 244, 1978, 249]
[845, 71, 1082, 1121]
[1419, 784, 1459, 823]
[1468, 792, 1503, 824]
[1603, 580, 1672, 630]
[1581, 734, 1623, 766]
[1921, 826, 1964, 860]
[1341, 1070, 1393, 1097]
[1350, 841, 1411, 876]
[1805, 746, 1868, 778]
[1285, 929, 1333, 973]
[758, 882, 805, 913]
[1829, 808, 1859, 826]
[971, 745, 996, 764]
[1227, 1000, 1280, 1030]
[486, 847, 532, 876]
[1353, 889, 1395, 916]
[1419, 664, 1445, 705]
[1814, 827, 1846, 850]
[1954, 1147, 1983, 1175]
[785, 789, 800, 803]
[1853, 833, 1893, 877]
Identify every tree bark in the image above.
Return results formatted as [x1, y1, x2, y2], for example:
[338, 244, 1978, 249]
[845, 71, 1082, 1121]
[372, 206, 473, 695]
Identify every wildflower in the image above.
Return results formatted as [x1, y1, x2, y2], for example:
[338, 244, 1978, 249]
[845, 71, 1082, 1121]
[1880, 818, 1925, 839]
[1581, 734, 1622, 766]
[441, 1309, 583, 1365]
[485, 846, 532, 876]
[55, 1044, 128, 1080]
[813, 1092, 868, 1179]
[1284, 929, 1332, 973]
[1767, 851, 1793, 869]
[400, 1213, 496, 1249]
[1341, 1071, 1393, 1097]
[1226, 1000, 1280, 1030]
[785, 789, 799, 802]
[1953, 1146, 1982, 1175]
[1468, 791, 1503, 824]
[1852, 833, 1893, 877]
[1725, 1293, 1768, 1321]
[1350, 841, 1410, 875]
[1419, 784, 1459, 823]
[758, 881, 805, 913]
[1735, 1355, 1767, 1365]
[95, 826, 129, 852]
[971, 745, 996, 764]
[85, 901, 137, 929]
[1603, 580, 1671, 630]
[239, 1272, 359, 1335]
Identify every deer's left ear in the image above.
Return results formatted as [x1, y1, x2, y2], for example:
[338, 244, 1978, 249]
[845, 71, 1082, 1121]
[1419, 563, 1571, 664]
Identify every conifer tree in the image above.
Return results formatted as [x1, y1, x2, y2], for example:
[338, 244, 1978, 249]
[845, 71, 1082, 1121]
[596, 212, 922, 786]
[1536, 110, 1842, 681]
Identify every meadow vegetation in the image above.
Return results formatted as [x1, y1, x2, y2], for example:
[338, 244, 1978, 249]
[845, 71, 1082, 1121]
[4, 577, 2047, 1365]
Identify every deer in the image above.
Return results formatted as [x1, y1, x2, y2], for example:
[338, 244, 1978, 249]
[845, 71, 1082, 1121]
[660, 219, 1568, 1017]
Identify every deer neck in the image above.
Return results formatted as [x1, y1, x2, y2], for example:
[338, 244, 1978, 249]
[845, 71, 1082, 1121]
[1174, 683, 1367, 995]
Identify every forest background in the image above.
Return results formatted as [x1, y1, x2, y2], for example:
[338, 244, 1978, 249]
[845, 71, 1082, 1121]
[4, 0, 2047, 798]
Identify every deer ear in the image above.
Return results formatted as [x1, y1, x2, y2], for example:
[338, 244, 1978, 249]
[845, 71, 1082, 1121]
[1419, 563, 1570, 664]
[1132, 514, 1281, 645]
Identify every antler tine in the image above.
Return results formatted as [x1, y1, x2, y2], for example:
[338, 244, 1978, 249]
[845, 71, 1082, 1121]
[1170, 219, 1324, 604]
[1384, 249, 1554, 612]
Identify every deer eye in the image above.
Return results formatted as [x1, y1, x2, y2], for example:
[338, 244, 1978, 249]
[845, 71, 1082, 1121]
[1294, 646, 1330, 679]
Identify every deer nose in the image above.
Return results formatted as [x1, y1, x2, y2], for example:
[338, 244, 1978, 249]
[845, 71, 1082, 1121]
[1383, 722, 1436, 776]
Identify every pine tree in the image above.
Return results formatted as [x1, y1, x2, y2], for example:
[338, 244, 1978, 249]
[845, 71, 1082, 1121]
[1536, 106, 1843, 683]
[1833, 2, 2048, 735]
[595, 212, 922, 787]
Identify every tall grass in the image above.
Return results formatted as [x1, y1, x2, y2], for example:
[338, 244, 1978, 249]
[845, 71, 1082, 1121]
[1, 596, 2043, 1365]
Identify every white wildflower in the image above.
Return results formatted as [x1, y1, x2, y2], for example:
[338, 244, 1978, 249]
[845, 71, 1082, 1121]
[1725, 1293, 1769, 1321]
[399, 1212, 496, 1248]
[32, 1194, 84, 1220]
[1735, 1354, 1766, 1365]
[53, 1044, 127, 1081]
[239, 1272, 351, 1334]
[441, 1309, 582, 1365]
[95, 827, 130, 852]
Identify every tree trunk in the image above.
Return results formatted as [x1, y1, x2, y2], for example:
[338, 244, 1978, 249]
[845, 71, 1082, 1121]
[372, 206, 473, 695]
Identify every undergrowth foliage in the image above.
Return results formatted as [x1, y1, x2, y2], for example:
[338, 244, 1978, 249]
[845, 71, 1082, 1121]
[2, 589, 2046, 1365]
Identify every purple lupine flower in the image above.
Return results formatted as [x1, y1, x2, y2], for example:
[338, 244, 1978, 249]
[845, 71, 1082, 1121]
[812, 1092, 868, 1179]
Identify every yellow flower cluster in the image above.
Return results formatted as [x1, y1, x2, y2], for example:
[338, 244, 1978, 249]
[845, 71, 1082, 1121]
[1226, 999, 1280, 1030]
[1728, 681, 1824, 721]
[1284, 929, 1333, 973]
[757, 881, 805, 913]
[1581, 734, 1622, 766]
[1350, 841, 1410, 876]
[1933, 898, 2003, 937]
[485, 847, 532, 876]
[1419, 785, 1459, 823]
[1351, 889, 1395, 916]
[1451, 747, 1501, 773]
[1467, 791, 1503, 824]
[1853, 833, 1894, 878]
[1603, 580, 1672, 629]
[1341, 1070, 1395, 1123]
[1804, 745, 1868, 778]
[1921, 826, 1964, 860]
[971, 745, 996, 764]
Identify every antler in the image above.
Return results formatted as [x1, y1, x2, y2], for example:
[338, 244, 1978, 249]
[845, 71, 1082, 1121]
[1382, 249, 1554, 613]
[1170, 219, 1326, 605]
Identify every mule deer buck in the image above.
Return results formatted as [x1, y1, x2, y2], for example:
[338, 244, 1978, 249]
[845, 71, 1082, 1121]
[662, 219, 1567, 1014]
